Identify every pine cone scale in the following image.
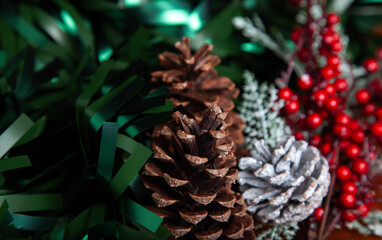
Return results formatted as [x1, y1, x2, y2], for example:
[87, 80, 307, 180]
[180, 210, 208, 225]
[189, 192, 217, 205]
[194, 228, 223, 240]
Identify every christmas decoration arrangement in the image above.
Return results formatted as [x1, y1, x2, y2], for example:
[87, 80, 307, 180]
[1, 0, 382, 239]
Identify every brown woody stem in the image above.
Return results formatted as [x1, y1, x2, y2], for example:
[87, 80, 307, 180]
[318, 147, 339, 240]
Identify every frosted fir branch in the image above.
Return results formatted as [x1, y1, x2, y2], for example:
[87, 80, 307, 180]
[255, 223, 299, 240]
[328, 0, 355, 14]
[239, 71, 291, 149]
[252, 14, 265, 32]
[346, 210, 382, 236]
[233, 16, 283, 58]
[233, 16, 304, 76]
[346, 220, 372, 236]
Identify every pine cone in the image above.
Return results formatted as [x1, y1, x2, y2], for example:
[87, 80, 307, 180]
[141, 105, 255, 239]
[238, 136, 330, 225]
[151, 37, 245, 145]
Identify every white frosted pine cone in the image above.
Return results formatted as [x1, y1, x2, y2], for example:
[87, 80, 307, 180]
[238, 136, 330, 225]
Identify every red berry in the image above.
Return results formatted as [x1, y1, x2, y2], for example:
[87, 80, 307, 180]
[363, 58, 379, 73]
[371, 122, 382, 136]
[327, 13, 340, 26]
[375, 107, 382, 121]
[289, 0, 303, 6]
[331, 32, 340, 42]
[297, 74, 313, 90]
[345, 145, 361, 159]
[334, 78, 348, 92]
[310, 135, 322, 147]
[322, 32, 335, 45]
[290, 94, 299, 101]
[370, 79, 382, 93]
[312, 90, 327, 103]
[333, 124, 350, 139]
[369, 150, 377, 161]
[357, 204, 370, 217]
[376, 47, 382, 61]
[340, 193, 356, 208]
[298, 48, 309, 62]
[339, 140, 350, 151]
[363, 103, 376, 116]
[319, 46, 330, 56]
[308, 23, 318, 35]
[321, 27, 334, 35]
[364, 193, 375, 206]
[341, 182, 358, 195]
[325, 97, 340, 111]
[350, 129, 365, 143]
[319, 109, 329, 119]
[291, 28, 304, 43]
[306, 113, 322, 129]
[343, 212, 357, 222]
[336, 165, 352, 181]
[349, 120, 360, 130]
[327, 54, 341, 67]
[324, 83, 336, 95]
[279, 88, 293, 100]
[284, 100, 300, 114]
[342, 211, 357, 221]
[294, 132, 305, 140]
[297, 118, 307, 130]
[321, 66, 335, 79]
[352, 173, 360, 182]
[335, 112, 351, 125]
[321, 142, 331, 155]
[355, 89, 371, 104]
[332, 30, 341, 41]
[352, 159, 369, 174]
[314, 207, 324, 221]
[331, 40, 343, 52]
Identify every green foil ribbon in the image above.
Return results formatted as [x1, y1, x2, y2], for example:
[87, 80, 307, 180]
[95, 123, 169, 239]
[97, 122, 118, 181]
[0, 194, 62, 212]
[122, 197, 162, 233]
[0, 114, 34, 158]
[11, 213, 58, 231]
[111, 133, 152, 199]
[0, 155, 31, 173]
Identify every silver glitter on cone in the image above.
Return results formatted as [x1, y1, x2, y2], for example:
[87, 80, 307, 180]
[238, 136, 331, 225]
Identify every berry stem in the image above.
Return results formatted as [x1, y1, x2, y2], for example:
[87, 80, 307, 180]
[322, 213, 341, 239]
[278, 37, 304, 87]
[318, 147, 338, 240]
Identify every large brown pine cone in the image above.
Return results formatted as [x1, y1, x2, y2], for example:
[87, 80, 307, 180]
[141, 105, 255, 240]
[151, 37, 245, 145]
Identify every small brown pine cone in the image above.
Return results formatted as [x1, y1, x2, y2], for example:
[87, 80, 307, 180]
[151, 37, 245, 145]
[141, 105, 255, 240]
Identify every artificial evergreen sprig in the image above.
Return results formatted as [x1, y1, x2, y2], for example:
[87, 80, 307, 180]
[233, 16, 304, 76]
[346, 210, 382, 236]
[239, 70, 290, 149]
[254, 223, 299, 240]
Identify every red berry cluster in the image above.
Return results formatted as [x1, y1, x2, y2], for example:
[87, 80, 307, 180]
[281, 8, 382, 224]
